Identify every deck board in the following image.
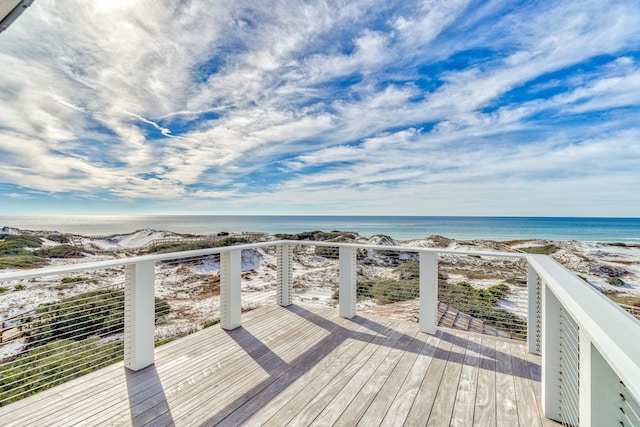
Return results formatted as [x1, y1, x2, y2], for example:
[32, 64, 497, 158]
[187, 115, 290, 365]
[473, 336, 497, 427]
[402, 329, 452, 426]
[332, 324, 417, 426]
[356, 331, 426, 426]
[495, 339, 519, 427]
[450, 335, 481, 426]
[0, 303, 556, 427]
[510, 340, 543, 427]
[223, 317, 382, 426]
[294, 322, 412, 426]
[379, 332, 440, 427]
[426, 332, 467, 427]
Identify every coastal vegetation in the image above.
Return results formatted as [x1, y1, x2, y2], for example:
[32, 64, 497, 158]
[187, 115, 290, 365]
[0, 234, 88, 269]
[146, 236, 247, 254]
[274, 230, 359, 241]
[0, 338, 124, 406]
[21, 289, 170, 347]
[603, 290, 640, 307]
[328, 260, 527, 338]
[61, 276, 98, 284]
[1, 227, 638, 406]
[518, 244, 560, 255]
[0, 289, 171, 405]
[438, 281, 526, 338]
[350, 275, 526, 338]
[607, 277, 625, 286]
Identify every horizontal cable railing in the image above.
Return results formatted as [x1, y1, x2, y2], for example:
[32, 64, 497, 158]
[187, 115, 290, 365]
[240, 246, 277, 311]
[0, 280, 126, 406]
[155, 253, 222, 343]
[274, 243, 528, 338]
[619, 380, 640, 427]
[558, 306, 580, 427]
[288, 244, 339, 307]
[0, 238, 639, 427]
[529, 254, 640, 426]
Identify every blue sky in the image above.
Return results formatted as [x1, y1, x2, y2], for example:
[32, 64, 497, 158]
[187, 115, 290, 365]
[1, 0, 639, 216]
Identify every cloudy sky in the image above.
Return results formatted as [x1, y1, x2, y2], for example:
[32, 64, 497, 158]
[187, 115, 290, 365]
[1, 0, 639, 216]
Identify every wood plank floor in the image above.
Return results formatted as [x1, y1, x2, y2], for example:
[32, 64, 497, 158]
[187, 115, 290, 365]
[0, 304, 558, 426]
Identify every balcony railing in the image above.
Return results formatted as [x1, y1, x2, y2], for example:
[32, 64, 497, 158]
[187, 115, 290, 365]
[0, 239, 639, 426]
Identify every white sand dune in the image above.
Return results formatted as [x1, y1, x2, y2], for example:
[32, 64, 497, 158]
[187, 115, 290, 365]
[1, 229, 638, 361]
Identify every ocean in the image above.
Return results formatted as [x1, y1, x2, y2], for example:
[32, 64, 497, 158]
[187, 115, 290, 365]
[1, 215, 639, 243]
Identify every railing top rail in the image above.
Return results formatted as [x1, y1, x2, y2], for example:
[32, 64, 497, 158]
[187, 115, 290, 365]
[0, 240, 525, 282]
[0, 240, 278, 281]
[527, 254, 640, 401]
[281, 240, 526, 258]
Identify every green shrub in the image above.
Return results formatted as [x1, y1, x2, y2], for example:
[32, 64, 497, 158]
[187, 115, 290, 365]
[147, 237, 247, 254]
[13, 284, 26, 291]
[0, 235, 88, 269]
[314, 246, 339, 259]
[0, 287, 7, 293]
[519, 245, 560, 255]
[155, 337, 175, 347]
[0, 235, 54, 269]
[61, 277, 98, 284]
[0, 255, 44, 269]
[0, 338, 123, 406]
[0, 235, 43, 255]
[505, 276, 527, 286]
[357, 279, 419, 304]
[393, 261, 420, 279]
[44, 234, 69, 244]
[354, 276, 524, 336]
[274, 230, 359, 241]
[606, 277, 624, 286]
[203, 318, 220, 329]
[34, 245, 90, 258]
[438, 281, 526, 339]
[603, 291, 640, 307]
[21, 290, 171, 347]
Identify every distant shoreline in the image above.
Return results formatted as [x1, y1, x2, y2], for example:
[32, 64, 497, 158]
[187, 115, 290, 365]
[1, 227, 638, 298]
[1, 215, 640, 243]
[1, 228, 639, 310]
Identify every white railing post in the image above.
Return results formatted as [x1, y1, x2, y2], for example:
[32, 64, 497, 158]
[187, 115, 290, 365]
[528, 263, 542, 355]
[277, 243, 293, 306]
[419, 252, 437, 334]
[220, 249, 242, 330]
[542, 283, 563, 422]
[339, 246, 357, 318]
[580, 331, 625, 426]
[124, 261, 155, 371]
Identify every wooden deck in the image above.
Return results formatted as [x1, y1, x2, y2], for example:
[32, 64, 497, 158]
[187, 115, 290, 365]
[0, 304, 558, 426]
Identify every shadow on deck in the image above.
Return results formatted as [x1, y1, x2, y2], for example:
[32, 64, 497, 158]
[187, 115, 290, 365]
[0, 304, 558, 426]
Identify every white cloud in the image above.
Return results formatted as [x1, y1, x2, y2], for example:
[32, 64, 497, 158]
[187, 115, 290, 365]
[6, 193, 31, 199]
[0, 0, 639, 215]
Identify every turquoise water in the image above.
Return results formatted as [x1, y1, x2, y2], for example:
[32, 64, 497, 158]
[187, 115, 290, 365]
[1, 216, 639, 242]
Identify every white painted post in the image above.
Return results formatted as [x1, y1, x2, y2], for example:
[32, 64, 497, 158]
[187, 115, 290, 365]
[339, 246, 356, 318]
[528, 263, 542, 355]
[277, 243, 293, 306]
[580, 332, 625, 427]
[220, 249, 242, 330]
[542, 284, 563, 422]
[124, 261, 155, 371]
[419, 252, 437, 335]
